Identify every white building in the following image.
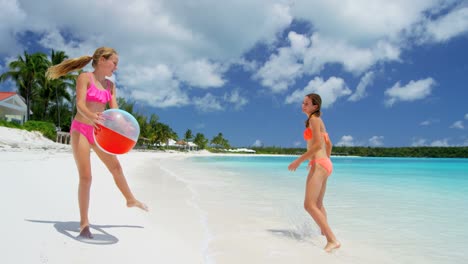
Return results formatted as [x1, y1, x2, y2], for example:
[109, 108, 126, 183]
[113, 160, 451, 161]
[0, 92, 28, 125]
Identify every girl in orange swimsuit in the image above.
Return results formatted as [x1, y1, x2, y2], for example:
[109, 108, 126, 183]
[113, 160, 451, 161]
[46, 47, 148, 239]
[288, 93, 340, 252]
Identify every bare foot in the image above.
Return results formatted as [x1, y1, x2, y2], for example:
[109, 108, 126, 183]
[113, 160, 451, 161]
[78, 226, 94, 239]
[324, 241, 341, 253]
[127, 199, 149, 212]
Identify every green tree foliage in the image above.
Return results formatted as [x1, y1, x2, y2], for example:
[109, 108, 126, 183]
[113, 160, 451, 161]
[0, 51, 49, 120]
[194, 133, 209, 149]
[184, 129, 193, 142]
[117, 97, 135, 113]
[331, 146, 468, 158]
[251, 146, 468, 158]
[0, 50, 228, 151]
[40, 50, 73, 130]
[210, 132, 230, 149]
[23, 120, 56, 141]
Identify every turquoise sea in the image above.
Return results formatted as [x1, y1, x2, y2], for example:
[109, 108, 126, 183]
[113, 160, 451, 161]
[166, 156, 468, 263]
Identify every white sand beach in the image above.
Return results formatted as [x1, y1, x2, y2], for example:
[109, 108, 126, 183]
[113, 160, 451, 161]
[0, 126, 358, 264]
[1, 127, 211, 263]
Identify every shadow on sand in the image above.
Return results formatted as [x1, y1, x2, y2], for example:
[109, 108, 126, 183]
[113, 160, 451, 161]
[26, 219, 144, 245]
[266, 229, 313, 242]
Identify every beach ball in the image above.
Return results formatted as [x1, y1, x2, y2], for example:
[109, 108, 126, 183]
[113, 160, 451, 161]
[93, 109, 140, 155]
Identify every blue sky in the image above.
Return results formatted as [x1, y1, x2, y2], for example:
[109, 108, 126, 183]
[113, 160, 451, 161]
[1, 0, 467, 147]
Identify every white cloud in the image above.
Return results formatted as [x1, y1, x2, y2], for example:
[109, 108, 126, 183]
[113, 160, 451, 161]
[254, 31, 309, 93]
[292, 0, 439, 45]
[118, 63, 190, 108]
[411, 138, 428, 146]
[450, 120, 464, 129]
[293, 141, 302, 147]
[302, 34, 400, 75]
[252, 140, 263, 147]
[236, 58, 259, 73]
[192, 90, 249, 112]
[369, 136, 384, 146]
[3, 0, 467, 111]
[412, 137, 451, 147]
[5, 0, 293, 108]
[420, 118, 439, 126]
[430, 138, 450, 147]
[465, 113, 468, 120]
[420, 120, 431, 126]
[285, 76, 352, 108]
[384, 78, 435, 107]
[424, 7, 468, 42]
[255, 32, 400, 93]
[337, 135, 355, 146]
[193, 93, 223, 112]
[223, 90, 248, 110]
[0, 78, 16, 92]
[176, 59, 226, 88]
[255, 1, 468, 95]
[0, 0, 26, 55]
[348, 71, 375, 102]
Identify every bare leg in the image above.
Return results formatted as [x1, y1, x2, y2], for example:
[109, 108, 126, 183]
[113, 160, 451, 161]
[71, 131, 94, 238]
[317, 180, 328, 235]
[304, 166, 340, 252]
[92, 146, 148, 211]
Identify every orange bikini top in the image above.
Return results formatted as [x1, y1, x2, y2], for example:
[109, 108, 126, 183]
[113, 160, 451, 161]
[303, 128, 330, 143]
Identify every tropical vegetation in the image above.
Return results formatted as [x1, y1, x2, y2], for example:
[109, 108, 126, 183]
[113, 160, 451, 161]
[251, 146, 468, 158]
[1, 49, 466, 157]
[0, 49, 230, 150]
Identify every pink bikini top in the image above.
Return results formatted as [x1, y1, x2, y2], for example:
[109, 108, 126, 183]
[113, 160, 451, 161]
[86, 72, 112, 104]
[303, 128, 330, 143]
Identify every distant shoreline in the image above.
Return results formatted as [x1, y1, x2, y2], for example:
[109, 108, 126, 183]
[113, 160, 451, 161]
[248, 146, 468, 158]
[1, 125, 466, 158]
[133, 146, 468, 159]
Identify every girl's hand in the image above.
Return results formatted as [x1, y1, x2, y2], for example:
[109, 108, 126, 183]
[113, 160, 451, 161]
[90, 112, 104, 129]
[288, 159, 301, 171]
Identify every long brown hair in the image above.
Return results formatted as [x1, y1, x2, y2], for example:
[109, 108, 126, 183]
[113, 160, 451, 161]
[46, 47, 117, 80]
[305, 93, 322, 128]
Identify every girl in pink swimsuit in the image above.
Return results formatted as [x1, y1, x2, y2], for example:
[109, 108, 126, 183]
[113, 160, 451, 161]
[288, 93, 340, 252]
[46, 47, 148, 239]
[69, 72, 112, 144]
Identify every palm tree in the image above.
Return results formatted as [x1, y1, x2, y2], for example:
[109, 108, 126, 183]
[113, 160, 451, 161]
[145, 114, 159, 145]
[117, 97, 135, 113]
[49, 50, 73, 128]
[211, 132, 230, 149]
[184, 129, 193, 142]
[35, 50, 73, 127]
[0, 51, 49, 120]
[194, 133, 208, 149]
[154, 122, 177, 147]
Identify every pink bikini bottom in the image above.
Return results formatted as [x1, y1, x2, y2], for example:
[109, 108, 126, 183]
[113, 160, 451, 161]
[309, 157, 333, 176]
[70, 119, 95, 144]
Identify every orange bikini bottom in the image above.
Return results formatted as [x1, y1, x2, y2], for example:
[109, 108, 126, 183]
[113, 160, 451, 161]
[309, 157, 333, 176]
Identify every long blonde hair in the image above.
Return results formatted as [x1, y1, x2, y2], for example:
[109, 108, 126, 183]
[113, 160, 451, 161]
[46, 47, 117, 80]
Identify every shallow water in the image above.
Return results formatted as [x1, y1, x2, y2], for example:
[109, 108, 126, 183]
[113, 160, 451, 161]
[162, 156, 468, 263]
